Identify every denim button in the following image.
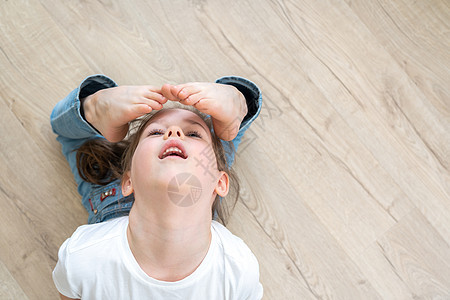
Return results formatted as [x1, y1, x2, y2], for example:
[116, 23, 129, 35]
[101, 188, 116, 201]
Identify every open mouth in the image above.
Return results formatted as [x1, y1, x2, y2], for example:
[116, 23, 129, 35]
[160, 147, 187, 159]
[159, 140, 188, 160]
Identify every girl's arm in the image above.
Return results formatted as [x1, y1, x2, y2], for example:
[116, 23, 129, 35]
[51, 75, 166, 143]
[51, 75, 261, 171]
[215, 76, 262, 135]
[50, 75, 118, 141]
[215, 76, 262, 164]
[50, 75, 119, 195]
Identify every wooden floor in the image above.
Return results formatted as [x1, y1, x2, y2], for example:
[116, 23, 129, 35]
[0, 0, 449, 299]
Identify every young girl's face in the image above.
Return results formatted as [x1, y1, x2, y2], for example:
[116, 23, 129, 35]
[124, 108, 228, 207]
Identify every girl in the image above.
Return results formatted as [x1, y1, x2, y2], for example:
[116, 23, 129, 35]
[51, 75, 263, 299]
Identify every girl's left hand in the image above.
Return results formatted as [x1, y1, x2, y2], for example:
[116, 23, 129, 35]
[161, 83, 247, 141]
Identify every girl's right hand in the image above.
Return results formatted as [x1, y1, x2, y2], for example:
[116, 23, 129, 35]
[82, 86, 167, 142]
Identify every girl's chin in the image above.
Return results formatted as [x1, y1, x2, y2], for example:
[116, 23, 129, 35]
[144, 168, 193, 184]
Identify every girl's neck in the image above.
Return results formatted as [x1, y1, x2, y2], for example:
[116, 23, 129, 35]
[126, 201, 212, 282]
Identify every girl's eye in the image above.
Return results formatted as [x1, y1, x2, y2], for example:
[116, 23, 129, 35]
[187, 131, 202, 138]
[148, 129, 164, 136]
[148, 129, 201, 138]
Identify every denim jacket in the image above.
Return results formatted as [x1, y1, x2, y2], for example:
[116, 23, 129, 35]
[50, 75, 262, 224]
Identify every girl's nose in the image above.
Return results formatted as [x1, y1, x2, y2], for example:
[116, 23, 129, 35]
[164, 126, 185, 140]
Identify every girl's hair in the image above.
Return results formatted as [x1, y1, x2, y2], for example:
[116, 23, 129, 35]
[76, 103, 239, 226]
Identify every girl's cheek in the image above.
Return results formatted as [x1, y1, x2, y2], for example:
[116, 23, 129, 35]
[194, 146, 220, 174]
[132, 143, 156, 168]
[137, 139, 158, 154]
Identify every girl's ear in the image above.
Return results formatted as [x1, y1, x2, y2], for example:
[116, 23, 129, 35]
[121, 171, 134, 196]
[215, 171, 229, 197]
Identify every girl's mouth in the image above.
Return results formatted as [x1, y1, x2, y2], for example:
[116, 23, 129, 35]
[161, 147, 187, 159]
[159, 140, 188, 159]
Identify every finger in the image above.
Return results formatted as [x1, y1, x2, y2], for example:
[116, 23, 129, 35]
[141, 99, 164, 111]
[133, 104, 153, 116]
[176, 84, 203, 102]
[174, 82, 203, 91]
[139, 85, 162, 93]
[150, 85, 163, 93]
[192, 98, 214, 115]
[143, 90, 167, 104]
[161, 84, 178, 101]
[179, 93, 204, 106]
[169, 85, 184, 101]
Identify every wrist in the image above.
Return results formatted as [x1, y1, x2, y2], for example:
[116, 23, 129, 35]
[236, 88, 248, 120]
[81, 92, 98, 126]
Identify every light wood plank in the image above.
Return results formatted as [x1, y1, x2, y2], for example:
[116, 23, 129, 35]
[213, 0, 450, 244]
[0, 260, 28, 300]
[346, 0, 450, 120]
[232, 139, 382, 299]
[0, 0, 93, 298]
[0, 98, 80, 299]
[198, 1, 400, 257]
[0, 0, 448, 299]
[0, 0, 94, 168]
[355, 209, 450, 299]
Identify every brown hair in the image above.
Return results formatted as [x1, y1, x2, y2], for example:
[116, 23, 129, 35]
[76, 103, 239, 225]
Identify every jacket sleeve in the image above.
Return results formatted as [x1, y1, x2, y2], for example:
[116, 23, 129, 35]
[215, 76, 262, 166]
[50, 74, 118, 140]
[49, 75, 118, 196]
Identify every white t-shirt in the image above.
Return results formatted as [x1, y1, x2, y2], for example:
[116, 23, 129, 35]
[53, 216, 263, 299]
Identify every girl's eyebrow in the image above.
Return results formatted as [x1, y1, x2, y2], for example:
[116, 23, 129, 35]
[185, 119, 209, 133]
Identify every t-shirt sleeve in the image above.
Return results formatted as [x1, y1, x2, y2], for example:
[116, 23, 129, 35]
[52, 239, 80, 298]
[238, 250, 264, 300]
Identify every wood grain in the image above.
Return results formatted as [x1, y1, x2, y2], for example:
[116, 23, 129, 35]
[0, 0, 448, 298]
[0, 260, 28, 299]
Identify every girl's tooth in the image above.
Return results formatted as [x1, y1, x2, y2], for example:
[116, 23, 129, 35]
[162, 147, 183, 158]
[166, 147, 181, 153]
